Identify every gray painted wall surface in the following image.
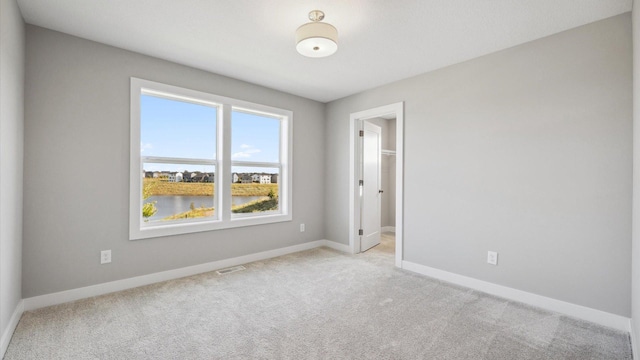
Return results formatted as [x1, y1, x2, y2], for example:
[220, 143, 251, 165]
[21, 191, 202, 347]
[325, 14, 632, 316]
[631, 0, 640, 348]
[23, 26, 325, 298]
[0, 0, 24, 338]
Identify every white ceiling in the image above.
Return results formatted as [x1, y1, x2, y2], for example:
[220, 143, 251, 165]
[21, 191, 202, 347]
[16, 0, 632, 103]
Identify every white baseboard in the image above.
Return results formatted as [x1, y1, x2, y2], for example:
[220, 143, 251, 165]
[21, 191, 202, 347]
[1, 299, 24, 358]
[322, 239, 352, 253]
[402, 260, 630, 332]
[631, 320, 638, 360]
[381, 226, 396, 233]
[24, 240, 329, 311]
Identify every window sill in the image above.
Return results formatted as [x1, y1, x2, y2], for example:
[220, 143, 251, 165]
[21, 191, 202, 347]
[130, 213, 292, 240]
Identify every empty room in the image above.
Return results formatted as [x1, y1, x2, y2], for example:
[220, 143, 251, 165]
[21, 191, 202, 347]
[2, 0, 640, 359]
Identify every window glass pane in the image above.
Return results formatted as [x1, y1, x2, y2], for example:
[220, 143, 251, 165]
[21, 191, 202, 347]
[141, 94, 217, 160]
[231, 110, 280, 163]
[142, 163, 215, 223]
[231, 166, 280, 214]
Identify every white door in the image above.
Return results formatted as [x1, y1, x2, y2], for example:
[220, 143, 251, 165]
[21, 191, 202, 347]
[360, 121, 382, 252]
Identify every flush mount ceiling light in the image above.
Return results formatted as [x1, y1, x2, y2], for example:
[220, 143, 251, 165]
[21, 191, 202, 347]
[296, 10, 338, 58]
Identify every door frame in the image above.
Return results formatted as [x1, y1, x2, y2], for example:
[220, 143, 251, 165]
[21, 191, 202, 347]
[349, 102, 404, 267]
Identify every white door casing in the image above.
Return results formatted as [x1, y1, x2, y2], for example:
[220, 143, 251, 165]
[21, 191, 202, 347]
[360, 121, 382, 252]
[349, 102, 404, 267]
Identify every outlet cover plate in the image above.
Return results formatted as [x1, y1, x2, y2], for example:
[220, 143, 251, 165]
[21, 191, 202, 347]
[487, 251, 498, 265]
[101, 250, 112, 264]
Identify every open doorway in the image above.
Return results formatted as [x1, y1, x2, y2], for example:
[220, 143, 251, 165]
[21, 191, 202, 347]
[363, 117, 397, 258]
[349, 102, 404, 268]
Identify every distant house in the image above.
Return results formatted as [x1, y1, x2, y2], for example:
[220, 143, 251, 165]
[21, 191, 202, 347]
[259, 174, 271, 184]
[168, 173, 177, 182]
[240, 174, 252, 183]
[175, 172, 183, 182]
[192, 174, 205, 182]
[182, 171, 191, 182]
[191, 173, 214, 183]
[271, 174, 278, 184]
[251, 174, 260, 183]
[232, 173, 239, 183]
[153, 172, 160, 178]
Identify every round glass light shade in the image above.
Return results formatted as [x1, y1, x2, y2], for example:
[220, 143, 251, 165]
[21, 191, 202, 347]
[295, 21, 338, 58]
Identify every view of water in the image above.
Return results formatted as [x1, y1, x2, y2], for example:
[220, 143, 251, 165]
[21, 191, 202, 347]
[144, 195, 265, 221]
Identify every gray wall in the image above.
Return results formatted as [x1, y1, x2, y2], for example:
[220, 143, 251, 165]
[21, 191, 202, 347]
[326, 14, 632, 316]
[0, 0, 24, 340]
[632, 0, 640, 348]
[23, 26, 325, 298]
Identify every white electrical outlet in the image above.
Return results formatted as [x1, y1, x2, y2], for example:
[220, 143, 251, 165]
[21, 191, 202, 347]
[300, 223, 305, 232]
[487, 251, 498, 265]
[101, 250, 112, 264]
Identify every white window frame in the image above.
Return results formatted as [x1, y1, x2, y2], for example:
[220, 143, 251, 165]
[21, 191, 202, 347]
[130, 78, 292, 240]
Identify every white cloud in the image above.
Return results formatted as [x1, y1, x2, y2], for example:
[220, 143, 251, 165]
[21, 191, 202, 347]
[232, 152, 251, 159]
[232, 145, 261, 159]
[141, 142, 153, 153]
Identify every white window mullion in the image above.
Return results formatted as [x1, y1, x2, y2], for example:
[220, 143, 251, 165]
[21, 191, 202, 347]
[142, 156, 216, 165]
[215, 104, 224, 221]
[221, 104, 232, 222]
[231, 161, 281, 168]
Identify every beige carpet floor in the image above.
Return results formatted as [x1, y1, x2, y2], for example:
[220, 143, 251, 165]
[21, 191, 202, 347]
[4, 232, 632, 359]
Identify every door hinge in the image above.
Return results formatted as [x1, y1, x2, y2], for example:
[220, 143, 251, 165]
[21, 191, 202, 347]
[359, 130, 364, 137]
[359, 180, 364, 186]
[358, 229, 363, 236]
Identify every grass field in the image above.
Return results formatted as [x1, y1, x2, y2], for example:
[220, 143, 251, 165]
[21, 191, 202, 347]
[161, 196, 278, 220]
[232, 197, 278, 213]
[162, 207, 214, 221]
[143, 178, 278, 197]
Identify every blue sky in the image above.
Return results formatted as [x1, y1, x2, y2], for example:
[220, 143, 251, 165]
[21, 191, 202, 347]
[141, 95, 280, 173]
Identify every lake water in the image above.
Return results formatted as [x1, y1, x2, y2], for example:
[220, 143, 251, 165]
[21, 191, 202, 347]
[144, 195, 265, 221]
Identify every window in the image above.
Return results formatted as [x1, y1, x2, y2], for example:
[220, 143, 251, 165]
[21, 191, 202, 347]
[130, 78, 292, 240]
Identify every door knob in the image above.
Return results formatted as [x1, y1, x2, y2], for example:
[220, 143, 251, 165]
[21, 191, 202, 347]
[378, 190, 384, 194]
